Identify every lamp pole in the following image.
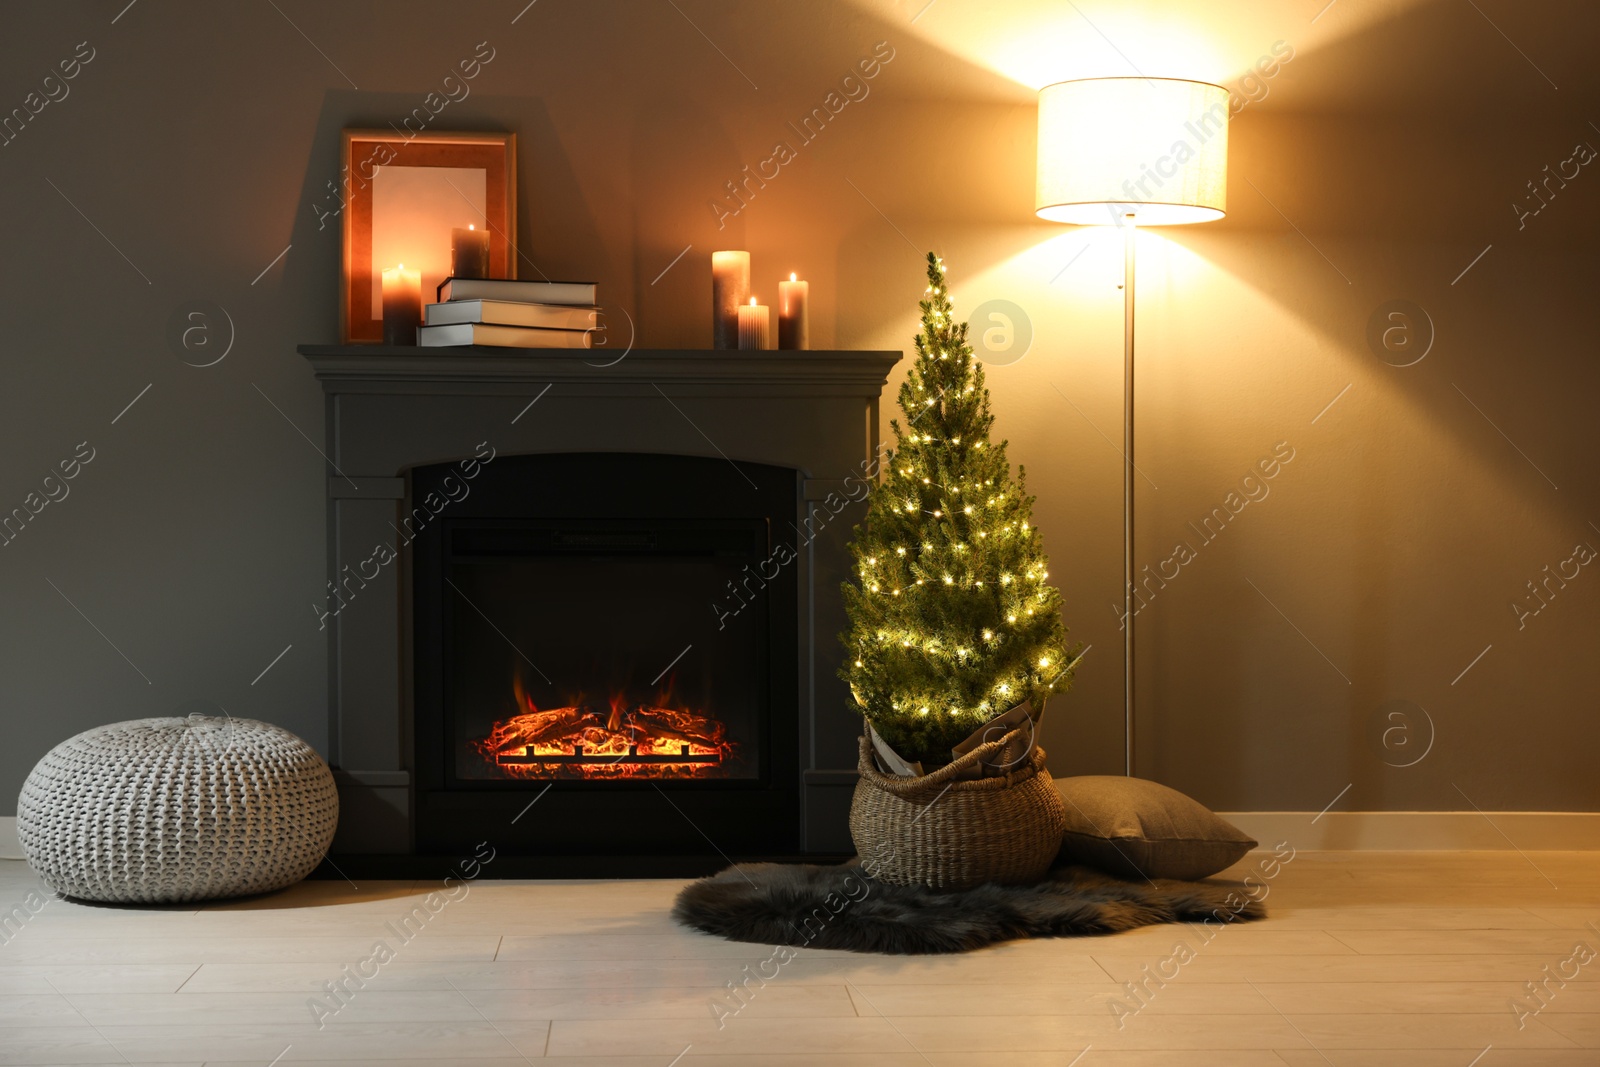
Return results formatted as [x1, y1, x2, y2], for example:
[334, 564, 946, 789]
[1033, 76, 1230, 783]
[1122, 217, 1136, 778]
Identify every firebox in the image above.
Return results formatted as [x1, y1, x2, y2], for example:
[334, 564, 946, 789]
[411, 452, 801, 860]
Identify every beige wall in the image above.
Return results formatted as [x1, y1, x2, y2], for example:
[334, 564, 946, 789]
[1, 0, 1593, 813]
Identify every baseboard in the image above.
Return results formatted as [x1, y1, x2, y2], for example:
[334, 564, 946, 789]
[313, 851, 856, 880]
[6, 809, 1596, 861]
[1219, 811, 1600, 851]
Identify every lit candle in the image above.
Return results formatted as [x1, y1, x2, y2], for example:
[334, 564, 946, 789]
[381, 263, 422, 346]
[711, 250, 750, 349]
[737, 296, 771, 351]
[450, 224, 491, 279]
[778, 272, 809, 350]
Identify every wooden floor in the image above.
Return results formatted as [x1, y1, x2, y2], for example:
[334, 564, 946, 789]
[1, 851, 1598, 1065]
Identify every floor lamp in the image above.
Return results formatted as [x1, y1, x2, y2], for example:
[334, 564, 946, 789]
[1034, 77, 1230, 776]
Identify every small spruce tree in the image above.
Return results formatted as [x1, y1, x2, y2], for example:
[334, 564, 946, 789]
[839, 252, 1075, 767]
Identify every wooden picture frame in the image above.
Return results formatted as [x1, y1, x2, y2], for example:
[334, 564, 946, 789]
[341, 129, 516, 344]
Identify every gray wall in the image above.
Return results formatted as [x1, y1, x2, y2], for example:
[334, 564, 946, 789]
[2, 0, 1595, 814]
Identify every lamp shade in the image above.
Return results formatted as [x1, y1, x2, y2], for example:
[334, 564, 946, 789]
[1036, 77, 1229, 226]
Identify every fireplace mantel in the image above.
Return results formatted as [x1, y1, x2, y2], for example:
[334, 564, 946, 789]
[299, 346, 901, 394]
[298, 345, 901, 865]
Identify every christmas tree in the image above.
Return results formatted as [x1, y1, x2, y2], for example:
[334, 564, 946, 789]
[839, 252, 1075, 767]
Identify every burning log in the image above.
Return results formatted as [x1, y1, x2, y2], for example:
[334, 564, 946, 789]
[498, 707, 604, 750]
[626, 706, 724, 749]
[479, 688, 740, 780]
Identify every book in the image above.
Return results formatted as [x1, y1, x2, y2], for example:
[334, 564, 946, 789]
[424, 299, 599, 331]
[417, 323, 594, 349]
[436, 277, 597, 306]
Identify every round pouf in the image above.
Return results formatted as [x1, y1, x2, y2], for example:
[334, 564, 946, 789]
[16, 715, 338, 904]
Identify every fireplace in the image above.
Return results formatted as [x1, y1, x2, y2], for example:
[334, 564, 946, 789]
[411, 451, 799, 857]
[298, 345, 899, 872]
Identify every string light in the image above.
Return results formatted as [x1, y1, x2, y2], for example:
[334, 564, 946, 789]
[844, 255, 1069, 742]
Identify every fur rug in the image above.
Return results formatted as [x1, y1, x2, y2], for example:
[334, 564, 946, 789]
[673, 862, 1265, 954]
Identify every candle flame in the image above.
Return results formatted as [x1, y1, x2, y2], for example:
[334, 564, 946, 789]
[749, 296, 757, 305]
[397, 263, 404, 269]
[469, 224, 475, 230]
[790, 272, 797, 281]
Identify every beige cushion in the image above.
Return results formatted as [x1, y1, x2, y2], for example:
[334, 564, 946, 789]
[1056, 776, 1257, 881]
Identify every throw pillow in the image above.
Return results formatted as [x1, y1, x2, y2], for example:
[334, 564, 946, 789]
[1056, 776, 1257, 881]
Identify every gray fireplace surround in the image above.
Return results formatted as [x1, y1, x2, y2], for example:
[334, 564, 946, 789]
[298, 345, 902, 857]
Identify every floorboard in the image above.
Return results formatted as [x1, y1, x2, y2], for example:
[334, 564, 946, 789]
[1, 852, 1597, 1063]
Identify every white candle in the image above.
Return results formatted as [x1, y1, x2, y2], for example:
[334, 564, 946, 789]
[381, 263, 422, 346]
[737, 296, 771, 351]
[711, 250, 750, 349]
[778, 272, 809, 350]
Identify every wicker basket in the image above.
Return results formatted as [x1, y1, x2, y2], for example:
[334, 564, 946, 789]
[848, 727, 1066, 889]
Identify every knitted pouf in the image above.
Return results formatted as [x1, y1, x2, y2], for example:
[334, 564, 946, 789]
[16, 715, 338, 903]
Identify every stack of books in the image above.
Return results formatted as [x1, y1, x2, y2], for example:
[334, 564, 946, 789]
[419, 278, 600, 350]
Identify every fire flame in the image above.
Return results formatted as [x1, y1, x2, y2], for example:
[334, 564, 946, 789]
[477, 673, 738, 780]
